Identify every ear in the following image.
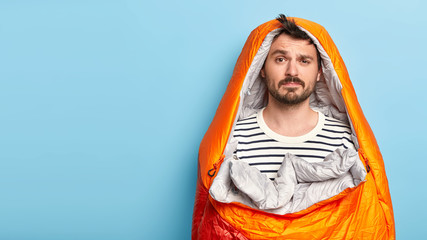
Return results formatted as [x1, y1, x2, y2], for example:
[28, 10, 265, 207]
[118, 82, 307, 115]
[260, 67, 265, 78]
[316, 67, 322, 82]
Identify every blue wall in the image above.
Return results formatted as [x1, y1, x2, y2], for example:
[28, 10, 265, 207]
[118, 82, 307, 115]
[0, 0, 425, 239]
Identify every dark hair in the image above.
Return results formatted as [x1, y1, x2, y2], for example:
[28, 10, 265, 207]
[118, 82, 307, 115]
[274, 14, 322, 69]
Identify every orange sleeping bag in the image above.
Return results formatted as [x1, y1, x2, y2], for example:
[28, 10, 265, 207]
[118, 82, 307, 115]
[192, 17, 395, 239]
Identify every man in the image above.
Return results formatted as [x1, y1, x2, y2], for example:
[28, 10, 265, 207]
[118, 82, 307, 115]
[233, 15, 355, 181]
[192, 14, 394, 240]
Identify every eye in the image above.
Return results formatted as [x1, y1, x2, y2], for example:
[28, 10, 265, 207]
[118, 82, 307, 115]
[276, 57, 286, 63]
[300, 59, 310, 64]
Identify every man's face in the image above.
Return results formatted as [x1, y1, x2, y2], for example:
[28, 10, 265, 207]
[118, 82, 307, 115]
[261, 33, 321, 105]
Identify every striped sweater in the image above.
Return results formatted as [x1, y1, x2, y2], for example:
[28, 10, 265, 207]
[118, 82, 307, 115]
[233, 108, 355, 180]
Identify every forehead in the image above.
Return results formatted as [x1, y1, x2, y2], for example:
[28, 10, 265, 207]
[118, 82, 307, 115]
[269, 34, 317, 56]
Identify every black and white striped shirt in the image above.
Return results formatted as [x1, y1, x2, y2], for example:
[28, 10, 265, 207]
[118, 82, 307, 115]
[233, 108, 355, 180]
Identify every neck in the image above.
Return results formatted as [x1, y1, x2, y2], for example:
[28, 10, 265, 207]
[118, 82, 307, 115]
[263, 96, 318, 137]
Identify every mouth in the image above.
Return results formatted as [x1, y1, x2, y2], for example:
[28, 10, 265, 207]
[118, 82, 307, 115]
[281, 82, 302, 87]
[278, 77, 305, 88]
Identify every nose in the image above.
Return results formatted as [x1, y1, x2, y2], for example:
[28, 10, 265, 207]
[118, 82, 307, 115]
[285, 60, 298, 77]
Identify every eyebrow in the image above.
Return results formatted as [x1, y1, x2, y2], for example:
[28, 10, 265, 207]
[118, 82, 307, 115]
[270, 49, 288, 56]
[270, 49, 314, 60]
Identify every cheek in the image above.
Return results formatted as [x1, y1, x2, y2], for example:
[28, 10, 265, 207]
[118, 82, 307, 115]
[263, 60, 277, 76]
[265, 66, 280, 80]
[265, 76, 275, 89]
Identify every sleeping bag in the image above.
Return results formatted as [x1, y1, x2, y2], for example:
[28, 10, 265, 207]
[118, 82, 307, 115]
[192, 16, 395, 240]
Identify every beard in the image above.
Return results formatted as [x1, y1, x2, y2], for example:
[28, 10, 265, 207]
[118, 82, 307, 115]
[266, 76, 315, 105]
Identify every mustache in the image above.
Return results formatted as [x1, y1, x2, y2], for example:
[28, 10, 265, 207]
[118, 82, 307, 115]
[278, 76, 305, 88]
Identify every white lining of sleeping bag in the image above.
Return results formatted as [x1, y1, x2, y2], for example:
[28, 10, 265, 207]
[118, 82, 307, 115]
[210, 148, 367, 215]
[225, 26, 359, 154]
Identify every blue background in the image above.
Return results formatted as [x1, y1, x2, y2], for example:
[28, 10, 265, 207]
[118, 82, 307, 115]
[0, 0, 425, 239]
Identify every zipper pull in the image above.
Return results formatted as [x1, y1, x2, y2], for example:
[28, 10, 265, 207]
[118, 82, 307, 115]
[359, 149, 371, 173]
[208, 154, 225, 177]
